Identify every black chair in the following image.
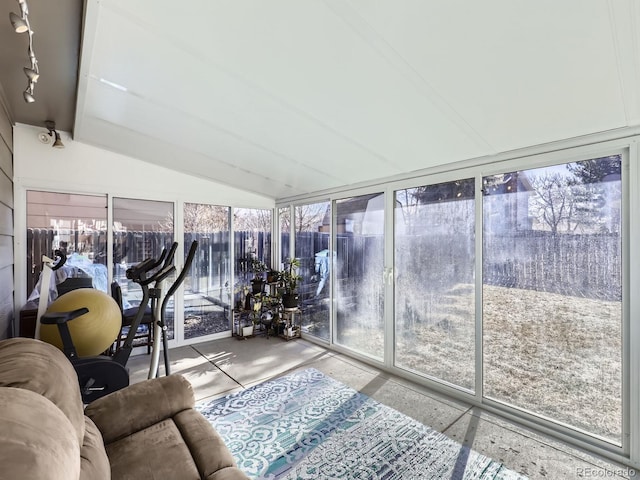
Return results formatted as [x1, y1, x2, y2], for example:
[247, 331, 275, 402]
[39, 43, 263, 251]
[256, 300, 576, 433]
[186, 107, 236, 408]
[56, 276, 93, 296]
[110, 282, 154, 354]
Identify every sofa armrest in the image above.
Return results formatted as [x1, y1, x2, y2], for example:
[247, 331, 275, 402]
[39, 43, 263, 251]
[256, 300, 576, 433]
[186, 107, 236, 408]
[85, 374, 194, 444]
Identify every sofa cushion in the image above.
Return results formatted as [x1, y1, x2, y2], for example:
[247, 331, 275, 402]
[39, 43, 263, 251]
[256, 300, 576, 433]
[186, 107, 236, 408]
[0, 337, 85, 445]
[85, 374, 194, 444]
[0, 386, 80, 480]
[80, 416, 111, 480]
[174, 408, 239, 477]
[106, 418, 202, 480]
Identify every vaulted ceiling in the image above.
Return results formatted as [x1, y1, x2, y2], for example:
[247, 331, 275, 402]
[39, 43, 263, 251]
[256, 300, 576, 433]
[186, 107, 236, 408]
[2, 1, 640, 200]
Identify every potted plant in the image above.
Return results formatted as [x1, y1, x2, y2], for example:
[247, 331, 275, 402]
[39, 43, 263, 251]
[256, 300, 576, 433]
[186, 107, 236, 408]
[279, 257, 301, 309]
[250, 258, 269, 294]
[243, 296, 262, 337]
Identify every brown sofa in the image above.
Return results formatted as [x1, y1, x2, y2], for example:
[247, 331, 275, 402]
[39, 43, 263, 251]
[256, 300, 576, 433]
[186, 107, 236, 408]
[0, 337, 249, 480]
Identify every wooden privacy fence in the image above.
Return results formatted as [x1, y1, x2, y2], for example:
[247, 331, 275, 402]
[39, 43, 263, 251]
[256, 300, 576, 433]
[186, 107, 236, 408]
[27, 229, 272, 297]
[26, 228, 108, 296]
[294, 231, 622, 302]
[27, 229, 621, 302]
[484, 232, 621, 301]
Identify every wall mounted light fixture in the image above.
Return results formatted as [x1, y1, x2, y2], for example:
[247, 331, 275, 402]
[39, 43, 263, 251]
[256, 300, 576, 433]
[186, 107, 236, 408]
[9, 0, 39, 103]
[45, 121, 64, 149]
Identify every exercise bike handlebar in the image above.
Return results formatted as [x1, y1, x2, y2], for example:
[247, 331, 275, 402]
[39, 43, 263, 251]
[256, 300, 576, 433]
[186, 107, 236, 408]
[126, 248, 167, 280]
[125, 258, 154, 280]
[163, 242, 178, 268]
[164, 241, 198, 300]
[138, 264, 176, 286]
[125, 241, 178, 282]
[51, 249, 66, 271]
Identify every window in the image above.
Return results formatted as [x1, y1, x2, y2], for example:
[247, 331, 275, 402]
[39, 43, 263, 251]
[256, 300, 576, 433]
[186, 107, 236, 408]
[295, 202, 330, 340]
[394, 180, 476, 390]
[482, 157, 622, 443]
[279, 207, 291, 267]
[26, 191, 108, 302]
[233, 208, 272, 305]
[113, 198, 174, 337]
[183, 203, 230, 339]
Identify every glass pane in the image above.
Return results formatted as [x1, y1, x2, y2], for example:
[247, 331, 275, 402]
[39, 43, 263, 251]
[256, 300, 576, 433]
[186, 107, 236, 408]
[394, 180, 476, 390]
[26, 191, 108, 303]
[183, 203, 230, 339]
[295, 202, 330, 340]
[113, 198, 174, 338]
[233, 208, 272, 306]
[335, 193, 384, 359]
[279, 207, 291, 267]
[483, 156, 622, 443]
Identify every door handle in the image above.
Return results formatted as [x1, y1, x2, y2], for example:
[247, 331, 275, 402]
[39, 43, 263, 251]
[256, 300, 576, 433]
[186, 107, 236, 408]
[383, 268, 394, 286]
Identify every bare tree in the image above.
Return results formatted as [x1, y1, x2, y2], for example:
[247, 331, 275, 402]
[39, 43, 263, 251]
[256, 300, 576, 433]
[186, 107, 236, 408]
[529, 173, 577, 234]
[279, 207, 291, 233]
[233, 208, 272, 231]
[294, 203, 327, 233]
[183, 203, 229, 232]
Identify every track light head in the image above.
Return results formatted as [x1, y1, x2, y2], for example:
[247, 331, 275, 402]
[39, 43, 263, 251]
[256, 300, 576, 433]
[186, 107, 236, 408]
[23, 89, 35, 103]
[45, 121, 65, 149]
[52, 131, 64, 149]
[9, 11, 28, 33]
[24, 66, 39, 82]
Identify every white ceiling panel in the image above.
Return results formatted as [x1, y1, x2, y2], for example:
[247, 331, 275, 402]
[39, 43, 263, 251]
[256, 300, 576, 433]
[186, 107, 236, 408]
[346, 0, 627, 149]
[71, 0, 640, 200]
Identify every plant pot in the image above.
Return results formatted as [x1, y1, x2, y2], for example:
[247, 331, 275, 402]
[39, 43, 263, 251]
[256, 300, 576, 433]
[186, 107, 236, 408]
[267, 271, 278, 283]
[251, 279, 265, 294]
[242, 325, 254, 337]
[282, 293, 299, 309]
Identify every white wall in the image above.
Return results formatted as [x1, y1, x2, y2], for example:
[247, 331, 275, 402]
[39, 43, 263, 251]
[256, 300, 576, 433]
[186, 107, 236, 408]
[13, 123, 274, 207]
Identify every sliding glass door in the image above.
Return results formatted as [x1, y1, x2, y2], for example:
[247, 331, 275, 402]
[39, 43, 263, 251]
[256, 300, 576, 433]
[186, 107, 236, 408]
[335, 193, 385, 360]
[394, 180, 476, 390]
[482, 157, 622, 443]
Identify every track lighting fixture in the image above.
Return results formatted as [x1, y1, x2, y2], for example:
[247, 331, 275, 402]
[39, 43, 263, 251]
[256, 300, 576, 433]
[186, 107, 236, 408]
[9, 11, 27, 33]
[23, 66, 39, 82]
[8, 0, 39, 103]
[23, 89, 35, 103]
[45, 121, 64, 149]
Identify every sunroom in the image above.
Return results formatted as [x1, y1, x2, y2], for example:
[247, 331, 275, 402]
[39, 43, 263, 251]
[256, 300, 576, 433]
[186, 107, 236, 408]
[1, 0, 640, 477]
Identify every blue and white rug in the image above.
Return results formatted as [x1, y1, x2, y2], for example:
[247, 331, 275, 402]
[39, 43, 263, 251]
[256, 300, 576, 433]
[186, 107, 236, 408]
[196, 368, 527, 479]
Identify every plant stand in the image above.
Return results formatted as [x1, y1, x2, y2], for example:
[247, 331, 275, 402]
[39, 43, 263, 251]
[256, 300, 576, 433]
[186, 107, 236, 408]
[278, 308, 302, 341]
[232, 309, 254, 339]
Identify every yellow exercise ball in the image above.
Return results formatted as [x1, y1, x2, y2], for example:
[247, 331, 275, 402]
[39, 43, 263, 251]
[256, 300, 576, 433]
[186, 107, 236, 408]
[40, 288, 122, 357]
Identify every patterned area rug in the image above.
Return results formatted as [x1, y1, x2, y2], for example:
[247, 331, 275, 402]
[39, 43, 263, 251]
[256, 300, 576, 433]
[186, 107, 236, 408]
[196, 368, 527, 479]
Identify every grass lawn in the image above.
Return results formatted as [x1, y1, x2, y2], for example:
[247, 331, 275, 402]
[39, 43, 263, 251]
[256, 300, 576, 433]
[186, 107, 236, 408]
[330, 283, 622, 443]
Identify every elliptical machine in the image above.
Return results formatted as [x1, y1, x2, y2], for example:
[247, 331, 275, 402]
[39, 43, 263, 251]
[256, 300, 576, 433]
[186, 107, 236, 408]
[39, 240, 197, 403]
[122, 240, 198, 379]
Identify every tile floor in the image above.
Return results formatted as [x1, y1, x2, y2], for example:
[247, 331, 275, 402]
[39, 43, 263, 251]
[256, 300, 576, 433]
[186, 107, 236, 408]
[126, 336, 635, 480]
